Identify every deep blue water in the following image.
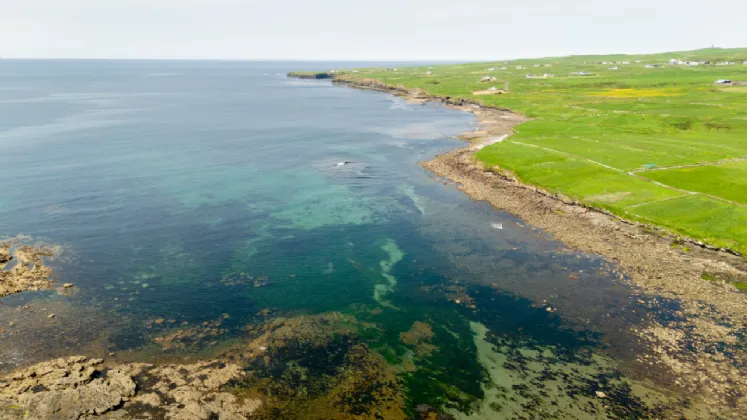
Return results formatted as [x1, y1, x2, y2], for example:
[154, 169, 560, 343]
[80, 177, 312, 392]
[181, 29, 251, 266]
[0, 60, 663, 415]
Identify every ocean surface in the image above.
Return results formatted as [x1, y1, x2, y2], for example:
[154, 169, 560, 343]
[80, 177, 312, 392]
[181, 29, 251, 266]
[0, 60, 676, 417]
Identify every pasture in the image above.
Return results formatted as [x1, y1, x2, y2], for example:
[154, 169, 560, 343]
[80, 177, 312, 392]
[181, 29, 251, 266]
[338, 48, 747, 254]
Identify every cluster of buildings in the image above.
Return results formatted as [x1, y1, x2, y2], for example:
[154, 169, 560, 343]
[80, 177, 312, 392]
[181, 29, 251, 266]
[665, 59, 746, 66]
[596, 60, 636, 65]
[667, 59, 701, 66]
[667, 59, 729, 66]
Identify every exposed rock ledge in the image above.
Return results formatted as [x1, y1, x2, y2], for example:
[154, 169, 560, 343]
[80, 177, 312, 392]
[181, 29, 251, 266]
[0, 239, 58, 298]
[0, 356, 261, 420]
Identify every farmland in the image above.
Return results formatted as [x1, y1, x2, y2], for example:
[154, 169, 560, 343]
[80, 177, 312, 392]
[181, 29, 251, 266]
[335, 48, 747, 254]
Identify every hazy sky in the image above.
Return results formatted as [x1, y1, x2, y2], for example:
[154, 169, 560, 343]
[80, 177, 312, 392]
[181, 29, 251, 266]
[2, 0, 745, 60]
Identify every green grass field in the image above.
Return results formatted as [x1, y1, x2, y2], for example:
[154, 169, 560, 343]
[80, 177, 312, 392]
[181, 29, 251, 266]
[331, 48, 747, 254]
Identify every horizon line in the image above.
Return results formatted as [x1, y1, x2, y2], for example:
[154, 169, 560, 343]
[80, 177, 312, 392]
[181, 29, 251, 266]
[1, 46, 744, 63]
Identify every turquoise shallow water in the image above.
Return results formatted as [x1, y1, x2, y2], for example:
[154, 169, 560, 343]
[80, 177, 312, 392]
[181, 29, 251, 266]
[0, 61, 680, 416]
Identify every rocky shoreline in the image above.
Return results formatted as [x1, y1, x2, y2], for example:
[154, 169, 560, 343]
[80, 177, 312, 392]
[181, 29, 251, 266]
[289, 72, 747, 415]
[0, 313, 407, 419]
[0, 238, 59, 298]
[1, 72, 746, 418]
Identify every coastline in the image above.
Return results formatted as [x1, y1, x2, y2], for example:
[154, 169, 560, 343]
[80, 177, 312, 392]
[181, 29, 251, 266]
[1, 68, 746, 418]
[294, 72, 747, 414]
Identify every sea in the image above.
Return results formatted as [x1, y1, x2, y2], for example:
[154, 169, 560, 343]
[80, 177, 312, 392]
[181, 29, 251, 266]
[0, 60, 680, 417]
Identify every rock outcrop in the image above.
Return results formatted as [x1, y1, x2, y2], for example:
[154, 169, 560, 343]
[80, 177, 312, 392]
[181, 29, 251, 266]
[0, 240, 57, 297]
[0, 357, 262, 420]
[0, 312, 407, 419]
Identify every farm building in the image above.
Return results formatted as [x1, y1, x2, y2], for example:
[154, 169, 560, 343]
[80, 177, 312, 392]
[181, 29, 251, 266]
[714, 79, 732, 84]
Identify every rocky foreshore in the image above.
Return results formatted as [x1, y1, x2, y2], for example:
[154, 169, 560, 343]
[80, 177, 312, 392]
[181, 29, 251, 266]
[0, 356, 261, 420]
[0, 239, 58, 298]
[0, 313, 406, 420]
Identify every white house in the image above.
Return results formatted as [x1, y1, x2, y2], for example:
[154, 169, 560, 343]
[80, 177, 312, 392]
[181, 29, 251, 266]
[425, 71, 433, 75]
[609, 66, 619, 70]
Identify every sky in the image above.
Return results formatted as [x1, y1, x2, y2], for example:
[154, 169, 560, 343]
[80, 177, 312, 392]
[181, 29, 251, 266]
[1, 0, 746, 61]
